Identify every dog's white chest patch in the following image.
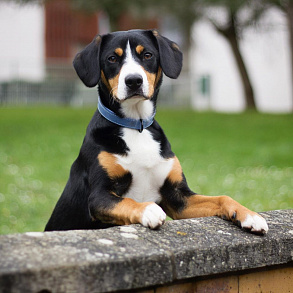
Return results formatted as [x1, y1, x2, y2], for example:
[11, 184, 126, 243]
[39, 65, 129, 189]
[115, 128, 173, 203]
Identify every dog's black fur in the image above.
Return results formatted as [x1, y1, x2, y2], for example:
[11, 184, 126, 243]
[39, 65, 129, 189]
[45, 30, 184, 231]
[45, 30, 268, 234]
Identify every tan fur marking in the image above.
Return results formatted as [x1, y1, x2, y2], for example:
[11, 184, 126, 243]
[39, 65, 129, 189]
[143, 67, 162, 98]
[108, 198, 152, 225]
[152, 30, 159, 37]
[168, 156, 183, 184]
[98, 151, 128, 178]
[145, 70, 156, 97]
[95, 35, 102, 45]
[172, 42, 180, 51]
[110, 191, 121, 198]
[155, 67, 162, 87]
[115, 48, 123, 57]
[136, 45, 144, 54]
[171, 194, 258, 223]
[101, 71, 111, 92]
[108, 71, 121, 98]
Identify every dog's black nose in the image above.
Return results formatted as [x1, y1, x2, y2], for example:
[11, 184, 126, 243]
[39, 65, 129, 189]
[125, 74, 143, 91]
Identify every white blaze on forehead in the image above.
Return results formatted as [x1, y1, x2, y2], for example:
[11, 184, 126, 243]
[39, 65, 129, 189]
[117, 41, 149, 101]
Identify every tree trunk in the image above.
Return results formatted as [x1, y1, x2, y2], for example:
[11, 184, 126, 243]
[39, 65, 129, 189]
[212, 11, 256, 110]
[225, 33, 256, 110]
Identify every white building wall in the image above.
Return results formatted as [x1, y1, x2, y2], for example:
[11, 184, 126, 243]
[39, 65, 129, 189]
[191, 8, 293, 113]
[241, 8, 292, 112]
[0, 2, 45, 82]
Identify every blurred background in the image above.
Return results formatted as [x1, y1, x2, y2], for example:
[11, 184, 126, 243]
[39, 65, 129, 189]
[0, 0, 292, 234]
[1, 0, 292, 111]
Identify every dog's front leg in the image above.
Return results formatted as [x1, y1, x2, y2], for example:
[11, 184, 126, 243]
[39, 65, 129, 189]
[89, 193, 166, 229]
[170, 194, 268, 234]
[160, 156, 268, 234]
[92, 151, 166, 228]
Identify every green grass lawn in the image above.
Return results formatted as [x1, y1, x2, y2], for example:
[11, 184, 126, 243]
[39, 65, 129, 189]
[0, 107, 292, 234]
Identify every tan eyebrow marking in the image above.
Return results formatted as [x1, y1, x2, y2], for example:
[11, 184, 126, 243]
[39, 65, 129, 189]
[115, 48, 123, 56]
[136, 45, 144, 54]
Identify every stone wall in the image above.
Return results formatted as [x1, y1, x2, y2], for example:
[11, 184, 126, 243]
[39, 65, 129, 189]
[0, 210, 292, 293]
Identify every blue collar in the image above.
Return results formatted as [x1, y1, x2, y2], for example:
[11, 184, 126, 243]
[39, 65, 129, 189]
[97, 98, 156, 132]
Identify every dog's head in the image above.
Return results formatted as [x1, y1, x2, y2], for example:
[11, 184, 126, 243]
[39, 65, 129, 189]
[73, 30, 182, 105]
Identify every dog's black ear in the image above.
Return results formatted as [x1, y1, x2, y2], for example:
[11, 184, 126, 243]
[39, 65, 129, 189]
[151, 30, 183, 79]
[73, 35, 102, 87]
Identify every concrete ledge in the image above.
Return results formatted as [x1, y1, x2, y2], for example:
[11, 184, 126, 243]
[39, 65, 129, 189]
[0, 210, 293, 293]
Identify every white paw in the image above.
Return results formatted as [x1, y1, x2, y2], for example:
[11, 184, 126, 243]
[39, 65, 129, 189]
[141, 203, 166, 229]
[241, 214, 269, 234]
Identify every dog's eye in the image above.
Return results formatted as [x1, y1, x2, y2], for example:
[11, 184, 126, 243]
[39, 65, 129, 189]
[108, 56, 117, 63]
[144, 52, 153, 60]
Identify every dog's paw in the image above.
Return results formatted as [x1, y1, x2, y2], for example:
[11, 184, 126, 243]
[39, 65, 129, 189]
[220, 196, 269, 235]
[229, 209, 268, 234]
[141, 203, 166, 229]
[240, 213, 268, 234]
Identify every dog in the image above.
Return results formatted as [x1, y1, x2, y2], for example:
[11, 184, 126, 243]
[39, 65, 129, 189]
[45, 29, 268, 234]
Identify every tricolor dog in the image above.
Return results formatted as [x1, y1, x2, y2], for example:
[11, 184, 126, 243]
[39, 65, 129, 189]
[45, 30, 268, 234]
